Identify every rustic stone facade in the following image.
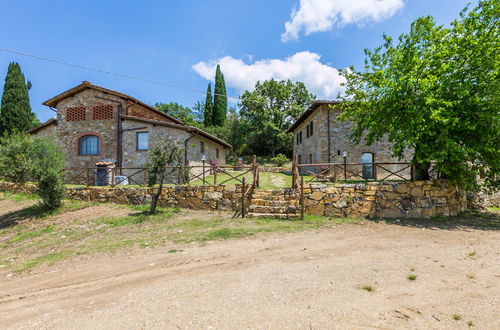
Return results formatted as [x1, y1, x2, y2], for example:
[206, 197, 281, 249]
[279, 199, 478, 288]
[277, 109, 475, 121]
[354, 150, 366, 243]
[289, 102, 413, 179]
[31, 82, 229, 185]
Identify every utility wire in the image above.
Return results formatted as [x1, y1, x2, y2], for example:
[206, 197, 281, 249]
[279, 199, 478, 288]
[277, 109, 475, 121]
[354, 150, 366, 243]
[0, 47, 240, 103]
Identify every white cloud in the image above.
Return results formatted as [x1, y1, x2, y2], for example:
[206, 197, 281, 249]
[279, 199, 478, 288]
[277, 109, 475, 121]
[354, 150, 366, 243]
[192, 51, 346, 100]
[282, 0, 404, 42]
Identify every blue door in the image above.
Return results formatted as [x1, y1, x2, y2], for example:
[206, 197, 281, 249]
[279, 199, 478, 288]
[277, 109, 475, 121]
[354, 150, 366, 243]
[96, 167, 108, 186]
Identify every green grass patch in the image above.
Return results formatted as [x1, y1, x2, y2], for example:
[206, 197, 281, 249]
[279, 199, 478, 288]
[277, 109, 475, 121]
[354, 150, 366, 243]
[8, 225, 55, 244]
[0, 191, 39, 202]
[407, 274, 417, 281]
[452, 314, 462, 321]
[16, 251, 73, 272]
[362, 285, 374, 292]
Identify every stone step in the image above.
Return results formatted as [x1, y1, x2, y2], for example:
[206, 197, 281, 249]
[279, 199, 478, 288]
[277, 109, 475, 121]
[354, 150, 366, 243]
[248, 205, 299, 214]
[249, 199, 299, 207]
[247, 212, 300, 219]
[251, 194, 299, 201]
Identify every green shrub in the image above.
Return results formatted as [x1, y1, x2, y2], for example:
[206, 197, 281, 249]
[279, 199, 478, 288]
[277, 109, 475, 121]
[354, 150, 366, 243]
[0, 134, 33, 184]
[0, 134, 65, 208]
[270, 153, 289, 167]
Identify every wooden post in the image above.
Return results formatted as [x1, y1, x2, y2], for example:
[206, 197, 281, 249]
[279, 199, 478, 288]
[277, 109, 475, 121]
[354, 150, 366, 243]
[252, 155, 257, 189]
[344, 157, 347, 181]
[300, 176, 305, 220]
[292, 160, 297, 189]
[214, 165, 217, 185]
[202, 160, 206, 185]
[111, 167, 115, 187]
[144, 167, 148, 187]
[256, 166, 260, 188]
[241, 177, 246, 218]
[86, 168, 90, 187]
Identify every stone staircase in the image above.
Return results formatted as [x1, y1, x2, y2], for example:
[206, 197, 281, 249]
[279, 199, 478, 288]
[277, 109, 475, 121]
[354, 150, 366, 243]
[247, 189, 300, 219]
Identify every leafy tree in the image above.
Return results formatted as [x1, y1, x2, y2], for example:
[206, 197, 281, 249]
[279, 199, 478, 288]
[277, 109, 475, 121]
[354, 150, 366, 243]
[240, 79, 315, 157]
[0, 134, 65, 208]
[146, 138, 185, 214]
[203, 84, 213, 126]
[29, 137, 65, 208]
[0, 62, 38, 136]
[338, 0, 499, 191]
[198, 107, 247, 156]
[213, 64, 227, 126]
[154, 102, 197, 126]
[192, 100, 205, 124]
[0, 134, 33, 184]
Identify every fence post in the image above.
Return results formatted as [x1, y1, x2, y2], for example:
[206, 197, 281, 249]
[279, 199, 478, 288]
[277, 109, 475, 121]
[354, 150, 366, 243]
[241, 177, 246, 218]
[256, 166, 260, 188]
[300, 176, 305, 220]
[214, 165, 217, 185]
[86, 168, 90, 187]
[344, 158, 347, 181]
[252, 155, 257, 188]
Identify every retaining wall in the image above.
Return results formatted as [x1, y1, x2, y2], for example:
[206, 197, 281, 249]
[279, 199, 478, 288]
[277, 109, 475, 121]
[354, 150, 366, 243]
[302, 181, 466, 218]
[0, 180, 467, 218]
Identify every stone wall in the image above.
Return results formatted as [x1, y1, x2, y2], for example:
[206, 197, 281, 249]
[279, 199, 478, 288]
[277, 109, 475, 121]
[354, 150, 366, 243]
[0, 180, 467, 219]
[301, 180, 466, 218]
[292, 104, 413, 179]
[0, 182, 246, 211]
[56, 88, 121, 169]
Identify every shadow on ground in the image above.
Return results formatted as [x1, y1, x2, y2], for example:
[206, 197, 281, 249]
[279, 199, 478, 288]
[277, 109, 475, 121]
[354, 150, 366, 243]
[0, 204, 59, 229]
[369, 210, 500, 231]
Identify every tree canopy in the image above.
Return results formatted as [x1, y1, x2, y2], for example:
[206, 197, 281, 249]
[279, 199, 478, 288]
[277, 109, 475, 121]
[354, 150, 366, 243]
[154, 102, 198, 126]
[213, 64, 227, 126]
[339, 0, 499, 191]
[0, 62, 39, 136]
[203, 84, 213, 126]
[240, 79, 315, 157]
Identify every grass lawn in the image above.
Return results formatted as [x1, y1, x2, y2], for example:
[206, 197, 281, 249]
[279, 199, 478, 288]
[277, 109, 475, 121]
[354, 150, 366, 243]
[0, 192, 362, 274]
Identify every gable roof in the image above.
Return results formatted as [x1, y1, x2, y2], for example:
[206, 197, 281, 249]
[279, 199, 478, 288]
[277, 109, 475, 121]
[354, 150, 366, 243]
[29, 118, 57, 134]
[43, 81, 185, 125]
[122, 115, 232, 148]
[286, 100, 340, 133]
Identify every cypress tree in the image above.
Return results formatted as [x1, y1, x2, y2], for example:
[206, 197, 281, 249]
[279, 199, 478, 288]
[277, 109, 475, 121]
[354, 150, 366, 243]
[203, 83, 213, 126]
[0, 62, 37, 136]
[212, 64, 227, 126]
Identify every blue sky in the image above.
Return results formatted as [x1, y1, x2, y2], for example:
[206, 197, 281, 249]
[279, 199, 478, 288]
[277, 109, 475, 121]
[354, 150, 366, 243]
[0, 0, 476, 122]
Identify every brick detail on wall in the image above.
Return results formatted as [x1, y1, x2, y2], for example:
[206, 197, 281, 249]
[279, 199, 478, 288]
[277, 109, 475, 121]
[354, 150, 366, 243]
[127, 104, 173, 123]
[92, 104, 114, 120]
[66, 107, 87, 121]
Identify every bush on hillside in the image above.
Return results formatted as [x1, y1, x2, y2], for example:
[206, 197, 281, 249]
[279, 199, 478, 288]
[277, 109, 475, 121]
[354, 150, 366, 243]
[0, 134, 65, 208]
[270, 153, 289, 167]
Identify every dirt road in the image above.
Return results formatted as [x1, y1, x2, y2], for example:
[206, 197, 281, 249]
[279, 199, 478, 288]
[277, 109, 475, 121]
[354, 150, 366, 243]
[0, 221, 498, 329]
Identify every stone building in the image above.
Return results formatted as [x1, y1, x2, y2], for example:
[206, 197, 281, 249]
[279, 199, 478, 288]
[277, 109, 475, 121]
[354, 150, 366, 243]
[287, 101, 412, 180]
[30, 81, 231, 185]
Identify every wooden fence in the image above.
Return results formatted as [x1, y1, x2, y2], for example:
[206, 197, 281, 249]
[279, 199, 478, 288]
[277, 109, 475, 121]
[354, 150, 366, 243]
[291, 161, 438, 189]
[63, 164, 259, 188]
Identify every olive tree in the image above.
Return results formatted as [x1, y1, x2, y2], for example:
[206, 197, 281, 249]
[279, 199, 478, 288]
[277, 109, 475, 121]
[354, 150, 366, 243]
[146, 138, 185, 214]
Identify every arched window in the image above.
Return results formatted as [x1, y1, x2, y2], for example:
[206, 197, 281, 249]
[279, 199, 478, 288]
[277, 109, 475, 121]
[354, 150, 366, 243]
[78, 135, 100, 155]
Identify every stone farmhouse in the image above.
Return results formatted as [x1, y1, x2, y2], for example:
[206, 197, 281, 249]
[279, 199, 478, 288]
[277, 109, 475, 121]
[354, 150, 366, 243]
[30, 81, 231, 184]
[287, 100, 412, 180]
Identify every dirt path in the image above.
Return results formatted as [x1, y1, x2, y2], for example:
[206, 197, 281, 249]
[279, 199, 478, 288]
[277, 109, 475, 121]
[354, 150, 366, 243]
[0, 221, 498, 329]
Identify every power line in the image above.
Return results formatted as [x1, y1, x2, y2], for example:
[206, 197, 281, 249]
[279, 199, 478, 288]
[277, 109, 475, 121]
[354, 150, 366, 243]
[0, 47, 240, 103]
